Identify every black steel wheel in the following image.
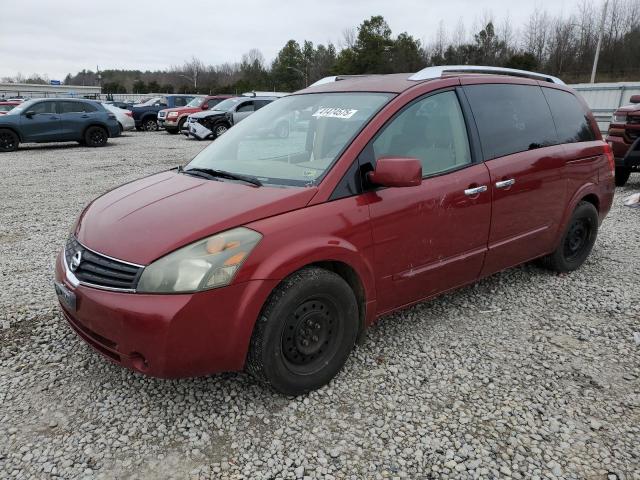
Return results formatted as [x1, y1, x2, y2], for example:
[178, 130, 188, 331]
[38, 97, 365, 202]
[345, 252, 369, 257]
[84, 126, 108, 147]
[539, 201, 599, 273]
[247, 267, 359, 396]
[0, 129, 19, 152]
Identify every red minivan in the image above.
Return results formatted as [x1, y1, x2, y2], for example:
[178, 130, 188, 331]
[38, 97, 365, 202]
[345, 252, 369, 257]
[55, 66, 615, 395]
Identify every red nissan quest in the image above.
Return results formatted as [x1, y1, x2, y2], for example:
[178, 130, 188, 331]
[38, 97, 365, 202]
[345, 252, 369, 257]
[55, 66, 615, 395]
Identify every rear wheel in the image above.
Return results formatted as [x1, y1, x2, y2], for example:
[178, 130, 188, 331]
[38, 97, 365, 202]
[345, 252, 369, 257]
[246, 267, 359, 396]
[0, 129, 19, 152]
[540, 201, 599, 273]
[142, 118, 158, 131]
[84, 126, 108, 147]
[615, 166, 631, 187]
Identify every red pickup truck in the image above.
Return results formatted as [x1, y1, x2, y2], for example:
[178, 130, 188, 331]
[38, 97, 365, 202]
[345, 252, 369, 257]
[606, 94, 640, 186]
[158, 95, 233, 134]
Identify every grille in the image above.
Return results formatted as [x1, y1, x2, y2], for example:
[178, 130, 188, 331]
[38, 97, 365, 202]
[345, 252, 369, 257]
[65, 237, 143, 291]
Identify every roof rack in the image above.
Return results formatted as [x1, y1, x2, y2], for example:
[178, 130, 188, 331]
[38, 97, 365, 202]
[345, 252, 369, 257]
[308, 75, 373, 87]
[408, 65, 565, 85]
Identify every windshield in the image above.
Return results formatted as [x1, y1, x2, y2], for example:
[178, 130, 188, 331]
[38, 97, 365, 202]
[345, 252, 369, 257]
[187, 92, 393, 187]
[137, 97, 162, 106]
[187, 97, 205, 107]
[6, 99, 37, 115]
[211, 98, 243, 112]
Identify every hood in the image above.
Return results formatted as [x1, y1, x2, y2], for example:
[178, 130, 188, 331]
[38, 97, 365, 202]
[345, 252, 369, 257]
[190, 109, 226, 119]
[75, 171, 317, 265]
[617, 104, 640, 113]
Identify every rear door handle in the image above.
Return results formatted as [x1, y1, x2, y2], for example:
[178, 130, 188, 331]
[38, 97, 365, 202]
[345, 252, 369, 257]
[495, 179, 516, 189]
[464, 185, 487, 196]
[81, 114, 89, 118]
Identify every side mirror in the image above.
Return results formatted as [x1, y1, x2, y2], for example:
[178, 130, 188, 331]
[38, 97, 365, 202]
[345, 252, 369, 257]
[630, 95, 640, 104]
[368, 157, 422, 188]
[25, 111, 35, 118]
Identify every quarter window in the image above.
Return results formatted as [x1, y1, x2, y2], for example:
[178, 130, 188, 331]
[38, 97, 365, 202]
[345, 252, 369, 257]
[371, 90, 472, 177]
[236, 102, 255, 113]
[464, 84, 558, 160]
[542, 87, 596, 143]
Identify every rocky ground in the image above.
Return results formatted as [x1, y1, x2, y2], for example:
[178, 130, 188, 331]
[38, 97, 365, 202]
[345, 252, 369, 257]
[0, 131, 638, 479]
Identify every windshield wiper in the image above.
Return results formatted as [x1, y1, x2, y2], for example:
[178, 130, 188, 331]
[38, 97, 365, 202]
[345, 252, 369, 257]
[183, 167, 263, 187]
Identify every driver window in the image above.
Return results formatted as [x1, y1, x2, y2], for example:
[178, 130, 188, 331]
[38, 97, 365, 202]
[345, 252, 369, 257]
[30, 102, 56, 114]
[371, 91, 471, 177]
[236, 102, 255, 113]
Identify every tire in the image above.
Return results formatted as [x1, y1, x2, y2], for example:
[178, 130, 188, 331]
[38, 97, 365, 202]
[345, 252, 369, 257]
[118, 122, 124, 133]
[615, 166, 631, 187]
[177, 117, 187, 133]
[275, 121, 290, 138]
[212, 123, 229, 139]
[142, 118, 158, 131]
[0, 129, 19, 152]
[84, 126, 108, 147]
[540, 201, 599, 273]
[246, 267, 359, 396]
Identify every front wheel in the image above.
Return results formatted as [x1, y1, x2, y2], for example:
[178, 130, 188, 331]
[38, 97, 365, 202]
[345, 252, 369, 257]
[246, 267, 359, 396]
[615, 166, 631, 187]
[212, 123, 229, 139]
[0, 129, 19, 152]
[84, 126, 108, 147]
[539, 201, 599, 273]
[142, 118, 158, 131]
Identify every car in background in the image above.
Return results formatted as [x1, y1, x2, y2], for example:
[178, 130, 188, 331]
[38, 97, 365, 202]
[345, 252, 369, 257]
[184, 96, 281, 140]
[103, 103, 134, 132]
[106, 100, 135, 110]
[0, 98, 120, 152]
[158, 95, 234, 134]
[0, 101, 21, 115]
[606, 94, 640, 186]
[54, 66, 614, 395]
[131, 94, 195, 132]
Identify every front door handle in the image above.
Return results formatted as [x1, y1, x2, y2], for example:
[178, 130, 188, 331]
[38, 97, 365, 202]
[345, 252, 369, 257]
[464, 185, 487, 196]
[495, 178, 516, 189]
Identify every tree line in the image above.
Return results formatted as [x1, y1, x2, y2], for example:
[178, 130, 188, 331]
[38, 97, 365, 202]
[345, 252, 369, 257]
[3, 1, 639, 94]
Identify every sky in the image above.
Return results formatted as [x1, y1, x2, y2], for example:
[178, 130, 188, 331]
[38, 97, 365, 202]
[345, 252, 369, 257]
[0, 0, 577, 80]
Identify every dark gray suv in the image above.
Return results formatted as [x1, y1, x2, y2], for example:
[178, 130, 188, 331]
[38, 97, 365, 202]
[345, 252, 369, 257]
[0, 98, 121, 152]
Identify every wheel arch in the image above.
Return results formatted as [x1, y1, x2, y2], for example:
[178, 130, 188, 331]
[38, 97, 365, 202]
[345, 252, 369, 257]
[82, 122, 109, 139]
[0, 126, 23, 142]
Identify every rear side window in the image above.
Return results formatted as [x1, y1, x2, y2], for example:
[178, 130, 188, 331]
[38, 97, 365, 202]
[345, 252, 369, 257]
[464, 84, 558, 160]
[207, 99, 222, 109]
[59, 101, 97, 113]
[542, 88, 596, 143]
[254, 100, 272, 110]
[174, 97, 189, 107]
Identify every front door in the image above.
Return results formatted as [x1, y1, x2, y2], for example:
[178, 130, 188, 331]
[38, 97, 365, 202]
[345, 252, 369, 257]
[462, 83, 567, 275]
[362, 90, 492, 313]
[232, 101, 255, 124]
[20, 101, 61, 142]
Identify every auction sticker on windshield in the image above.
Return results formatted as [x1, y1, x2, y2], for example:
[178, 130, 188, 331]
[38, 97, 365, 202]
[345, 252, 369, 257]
[312, 107, 358, 119]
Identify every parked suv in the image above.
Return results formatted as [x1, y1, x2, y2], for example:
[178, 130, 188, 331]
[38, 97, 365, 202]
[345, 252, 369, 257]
[606, 94, 640, 186]
[55, 66, 614, 395]
[0, 98, 120, 152]
[158, 95, 233, 134]
[184, 96, 280, 139]
[131, 94, 195, 131]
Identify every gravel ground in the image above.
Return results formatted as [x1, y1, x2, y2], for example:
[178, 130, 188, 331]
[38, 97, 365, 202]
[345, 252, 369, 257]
[0, 131, 639, 480]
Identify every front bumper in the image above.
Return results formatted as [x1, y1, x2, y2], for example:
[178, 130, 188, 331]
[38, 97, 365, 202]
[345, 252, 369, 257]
[609, 135, 640, 168]
[54, 251, 277, 378]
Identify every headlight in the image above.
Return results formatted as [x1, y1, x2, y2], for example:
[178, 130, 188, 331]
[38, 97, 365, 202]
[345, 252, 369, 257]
[612, 112, 627, 123]
[137, 227, 262, 293]
[167, 112, 179, 118]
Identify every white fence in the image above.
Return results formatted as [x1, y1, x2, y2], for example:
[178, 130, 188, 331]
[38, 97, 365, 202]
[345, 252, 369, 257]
[570, 82, 640, 132]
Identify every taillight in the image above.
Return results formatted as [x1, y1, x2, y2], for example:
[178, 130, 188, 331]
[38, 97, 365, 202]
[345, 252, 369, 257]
[124, 111, 133, 117]
[603, 143, 615, 174]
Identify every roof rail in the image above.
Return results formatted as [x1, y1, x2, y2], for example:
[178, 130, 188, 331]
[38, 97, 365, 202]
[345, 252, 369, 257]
[408, 65, 565, 85]
[308, 75, 374, 88]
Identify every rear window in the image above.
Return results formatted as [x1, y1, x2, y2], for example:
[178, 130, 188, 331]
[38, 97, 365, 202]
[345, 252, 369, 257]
[542, 87, 597, 143]
[464, 84, 558, 160]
